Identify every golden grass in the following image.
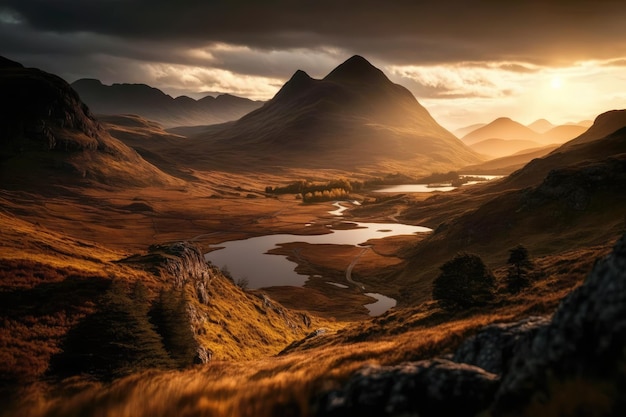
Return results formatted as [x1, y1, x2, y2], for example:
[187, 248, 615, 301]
[1, 236, 609, 417]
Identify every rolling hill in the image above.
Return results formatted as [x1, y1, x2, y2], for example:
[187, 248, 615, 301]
[184, 55, 482, 174]
[0, 57, 181, 190]
[461, 144, 559, 174]
[71, 79, 263, 128]
[469, 138, 544, 158]
[461, 117, 541, 145]
[453, 122, 487, 138]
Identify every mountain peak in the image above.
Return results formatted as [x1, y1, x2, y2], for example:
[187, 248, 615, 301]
[272, 69, 315, 101]
[528, 118, 555, 133]
[324, 55, 389, 85]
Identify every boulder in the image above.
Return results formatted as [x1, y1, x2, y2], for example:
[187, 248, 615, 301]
[316, 359, 499, 417]
[453, 316, 550, 374]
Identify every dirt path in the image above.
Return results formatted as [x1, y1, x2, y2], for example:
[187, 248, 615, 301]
[345, 246, 371, 290]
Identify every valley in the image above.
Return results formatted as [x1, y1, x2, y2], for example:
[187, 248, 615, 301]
[1, 53, 626, 417]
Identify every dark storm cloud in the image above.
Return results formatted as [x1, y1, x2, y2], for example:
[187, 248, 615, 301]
[4, 0, 626, 64]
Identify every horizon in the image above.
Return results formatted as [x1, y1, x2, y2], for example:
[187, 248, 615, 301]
[1, 1, 625, 129]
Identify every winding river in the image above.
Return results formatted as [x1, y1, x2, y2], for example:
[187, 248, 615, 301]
[205, 202, 431, 316]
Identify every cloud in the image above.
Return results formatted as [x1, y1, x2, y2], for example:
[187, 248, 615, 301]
[3, 0, 626, 65]
[388, 63, 528, 99]
[2, 1, 626, 127]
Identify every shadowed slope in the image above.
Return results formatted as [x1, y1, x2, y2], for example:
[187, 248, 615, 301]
[560, 109, 626, 149]
[393, 122, 626, 303]
[0, 57, 181, 189]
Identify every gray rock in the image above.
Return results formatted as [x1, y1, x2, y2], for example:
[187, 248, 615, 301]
[453, 316, 550, 374]
[316, 359, 499, 417]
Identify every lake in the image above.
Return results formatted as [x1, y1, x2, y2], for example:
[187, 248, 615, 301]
[205, 203, 431, 316]
[375, 174, 502, 193]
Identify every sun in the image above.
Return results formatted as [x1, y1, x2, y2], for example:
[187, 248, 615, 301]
[550, 76, 563, 89]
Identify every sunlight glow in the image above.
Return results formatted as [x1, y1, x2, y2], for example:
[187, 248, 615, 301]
[550, 76, 563, 89]
[389, 58, 626, 129]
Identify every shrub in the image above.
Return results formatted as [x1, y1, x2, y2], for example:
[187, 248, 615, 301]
[50, 280, 174, 380]
[151, 289, 199, 367]
[432, 253, 496, 310]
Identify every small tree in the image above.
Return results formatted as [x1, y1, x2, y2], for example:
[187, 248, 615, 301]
[432, 253, 496, 310]
[506, 245, 534, 293]
[236, 277, 249, 290]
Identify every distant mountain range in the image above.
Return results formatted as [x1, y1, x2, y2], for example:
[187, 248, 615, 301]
[71, 79, 263, 128]
[457, 117, 590, 158]
[180, 55, 482, 174]
[461, 111, 624, 173]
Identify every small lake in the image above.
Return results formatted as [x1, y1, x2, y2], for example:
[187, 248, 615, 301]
[375, 175, 502, 193]
[205, 204, 431, 316]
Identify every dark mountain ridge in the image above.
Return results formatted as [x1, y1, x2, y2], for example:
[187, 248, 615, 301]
[71, 78, 263, 128]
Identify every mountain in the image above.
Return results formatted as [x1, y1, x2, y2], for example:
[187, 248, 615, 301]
[461, 117, 541, 145]
[469, 138, 544, 158]
[453, 123, 488, 138]
[541, 124, 587, 143]
[527, 118, 555, 133]
[0, 57, 180, 189]
[71, 79, 263, 128]
[185, 55, 482, 174]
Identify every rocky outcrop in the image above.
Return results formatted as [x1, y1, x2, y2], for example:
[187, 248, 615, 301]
[522, 155, 626, 211]
[149, 242, 214, 289]
[453, 316, 550, 375]
[316, 359, 499, 417]
[315, 233, 626, 416]
[493, 232, 626, 414]
[123, 242, 313, 363]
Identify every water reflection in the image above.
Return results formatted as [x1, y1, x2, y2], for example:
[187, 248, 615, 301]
[205, 222, 430, 289]
[364, 293, 397, 316]
[375, 175, 502, 193]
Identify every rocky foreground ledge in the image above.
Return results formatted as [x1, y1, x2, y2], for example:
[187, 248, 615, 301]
[315, 233, 626, 416]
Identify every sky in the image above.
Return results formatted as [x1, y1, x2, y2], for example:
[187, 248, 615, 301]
[1, 0, 625, 130]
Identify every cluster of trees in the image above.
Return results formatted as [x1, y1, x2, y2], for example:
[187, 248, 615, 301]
[265, 173, 424, 200]
[265, 178, 363, 197]
[302, 188, 350, 203]
[50, 281, 198, 380]
[432, 245, 536, 310]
